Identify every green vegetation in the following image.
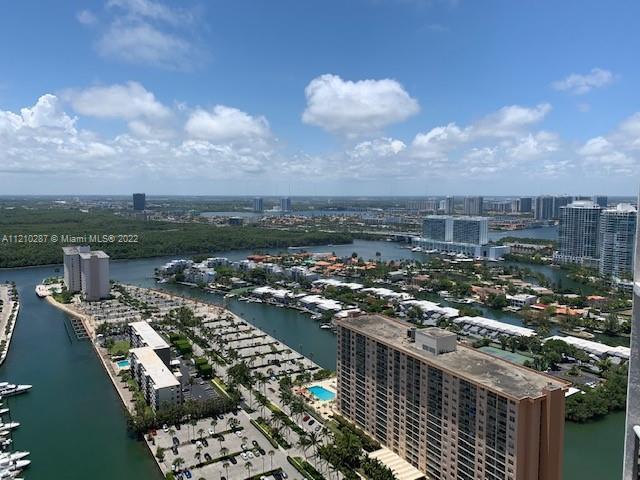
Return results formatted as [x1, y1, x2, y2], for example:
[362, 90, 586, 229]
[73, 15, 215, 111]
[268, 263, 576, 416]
[0, 208, 353, 268]
[565, 364, 628, 422]
[287, 456, 326, 480]
[106, 339, 131, 357]
[169, 333, 193, 355]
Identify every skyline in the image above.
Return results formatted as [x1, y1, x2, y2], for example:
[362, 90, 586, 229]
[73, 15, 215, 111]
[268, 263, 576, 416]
[1, 0, 639, 195]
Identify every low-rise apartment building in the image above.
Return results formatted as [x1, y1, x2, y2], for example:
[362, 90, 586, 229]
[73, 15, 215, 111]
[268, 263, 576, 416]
[130, 347, 181, 411]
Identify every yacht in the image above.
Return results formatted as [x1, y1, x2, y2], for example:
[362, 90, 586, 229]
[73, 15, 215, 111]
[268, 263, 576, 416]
[0, 453, 29, 463]
[0, 409, 9, 416]
[0, 386, 31, 397]
[0, 423, 19, 432]
[320, 324, 333, 330]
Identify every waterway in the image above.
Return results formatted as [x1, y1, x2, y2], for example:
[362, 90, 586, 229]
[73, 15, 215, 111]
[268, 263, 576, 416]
[0, 233, 624, 480]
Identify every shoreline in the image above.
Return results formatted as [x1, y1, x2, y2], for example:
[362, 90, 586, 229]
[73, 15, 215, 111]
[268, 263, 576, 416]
[0, 286, 19, 365]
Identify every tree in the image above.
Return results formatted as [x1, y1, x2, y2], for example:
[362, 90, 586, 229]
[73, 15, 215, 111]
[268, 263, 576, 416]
[245, 461, 253, 477]
[172, 457, 185, 471]
[268, 450, 275, 470]
[222, 462, 230, 478]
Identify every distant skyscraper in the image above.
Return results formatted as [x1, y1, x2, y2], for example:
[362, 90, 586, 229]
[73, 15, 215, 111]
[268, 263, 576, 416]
[336, 315, 568, 480]
[280, 197, 292, 212]
[593, 195, 608, 208]
[552, 196, 572, 219]
[133, 193, 146, 211]
[253, 197, 264, 213]
[444, 196, 455, 215]
[555, 201, 601, 265]
[463, 196, 483, 216]
[623, 200, 640, 479]
[599, 204, 636, 278]
[519, 197, 533, 213]
[535, 196, 554, 220]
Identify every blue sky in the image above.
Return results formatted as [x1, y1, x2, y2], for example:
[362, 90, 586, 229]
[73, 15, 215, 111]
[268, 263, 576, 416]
[0, 0, 639, 196]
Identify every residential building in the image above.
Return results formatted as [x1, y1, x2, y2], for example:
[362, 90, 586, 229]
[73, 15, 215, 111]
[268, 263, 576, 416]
[280, 197, 292, 212]
[133, 193, 146, 211]
[534, 196, 554, 221]
[593, 195, 608, 208]
[452, 217, 488, 244]
[444, 196, 455, 215]
[422, 216, 450, 242]
[518, 197, 532, 213]
[552, 196, 572, 219]
[253, 197, 264, 213]
[130, 347, 181, 411]
[506, 293, 538, 309]
[128, 321, 171, 366]
[79, 250, 110, 301]
[599, 204, 636, 278]
[336, 315, 568, 480]
[463, 196, 483, 216]
[554, 201, 601, 265]
[623, 202, 640, 479]
[63, 245, 90, 293]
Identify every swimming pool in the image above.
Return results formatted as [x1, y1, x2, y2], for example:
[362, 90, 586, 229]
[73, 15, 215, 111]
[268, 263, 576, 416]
[308, 385, 335, 401]
[116, 359, 130, 368]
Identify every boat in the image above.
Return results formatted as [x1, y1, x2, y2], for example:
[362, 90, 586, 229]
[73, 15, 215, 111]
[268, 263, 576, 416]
[0, 385, 31, 397]
[0, 452, 29, 462]
[320, 324, 333, 329]
[410, 247, 423, 252]
[0, 423, 19, 432]
[0, 409, 8, 416]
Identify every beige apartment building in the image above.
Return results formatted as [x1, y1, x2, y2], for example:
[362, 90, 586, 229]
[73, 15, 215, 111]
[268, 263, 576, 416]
[336, 315, 569, 480]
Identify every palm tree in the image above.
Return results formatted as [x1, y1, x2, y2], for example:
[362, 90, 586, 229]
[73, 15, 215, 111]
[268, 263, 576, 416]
[222, 461, 230, 478]
[220, 446, 229, 458]
[168, 427, 176, 439]
[197, 428, 204, 439]
[210, 418, 218, 434]
[268, 450, 275, 470]
[172, 457, 185, 472]
[245, 461, 253, 477]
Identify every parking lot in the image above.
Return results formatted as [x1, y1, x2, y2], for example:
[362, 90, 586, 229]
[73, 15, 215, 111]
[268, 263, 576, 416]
[150, 410, 299, 480]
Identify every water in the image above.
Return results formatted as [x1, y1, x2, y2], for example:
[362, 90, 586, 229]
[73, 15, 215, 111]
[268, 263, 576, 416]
[0, 266, 161, 480]
[307, 386, 336, 401]
[488, 225, 558, 242]
[0, 235, 623, 479]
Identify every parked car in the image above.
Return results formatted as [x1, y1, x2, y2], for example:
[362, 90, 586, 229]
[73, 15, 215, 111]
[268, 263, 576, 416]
[208, 428, 215, 436]
[252, 440, 259, 448]
[302, 415, 309, 422]
[308, 420, 315, 426]
[184, 470, 192, 479]
[204, 453, 212, 462]
[240, 452, 248, 460]
[229, 456, 237, 465]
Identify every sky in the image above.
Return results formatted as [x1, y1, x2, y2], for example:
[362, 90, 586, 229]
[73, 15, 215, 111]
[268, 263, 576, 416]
[0, 0, 639, 196]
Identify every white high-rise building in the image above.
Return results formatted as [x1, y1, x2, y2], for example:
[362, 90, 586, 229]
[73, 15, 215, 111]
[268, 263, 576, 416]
[623, 201, 640, 479]
[63, 246, 90, 293]
[463, 196, 483, 216]
[79, 250, 110, 301]
[555, 201, 601, 265]
[599, 204, 636, 278]
[253, 197, 264, 213]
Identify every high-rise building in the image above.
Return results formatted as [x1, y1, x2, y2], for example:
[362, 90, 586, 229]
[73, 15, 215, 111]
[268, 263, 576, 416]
[79, 250, 110, 301]
[593, 195, 608, 208]
[336, 315, 568, 480]
[599, 204, 636, 278]
[552, 196, 572, 219]
[280, 197, 292, 212]
[463, 196, 483, 216]
[422, 216, 488, 245]
[444, 196, 455, 215]
[555, 201, 601, 265]
[133, 193, 146, 211]
[253, 197, 264, 213]
[623, 203, 640, 479]
[519, 197, 533, 213]
[534, 196, 554, 220]
[62, 245, 90, 293]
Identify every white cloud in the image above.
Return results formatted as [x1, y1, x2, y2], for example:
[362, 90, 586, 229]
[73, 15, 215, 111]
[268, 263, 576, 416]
[302, 74, 419, 136]
[98, 21, 194, 69]
[552, 68, 615, 95]
[185, 106, 271, 143]
[471, 103, 551, 138]
[64, 82, 170, 120]
[106, 0, 194, 26]
[411, 123, 468, 159]
[76, 10, 97, 25]
[0, 94, 276, 180]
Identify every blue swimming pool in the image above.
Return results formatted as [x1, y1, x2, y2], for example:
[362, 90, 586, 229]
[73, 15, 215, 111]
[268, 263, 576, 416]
[117, 359, 130, 368]
[308, 385, 335, 401]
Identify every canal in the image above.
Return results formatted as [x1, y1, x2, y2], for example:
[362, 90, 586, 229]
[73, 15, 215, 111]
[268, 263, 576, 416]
[0, 232, 625, 479]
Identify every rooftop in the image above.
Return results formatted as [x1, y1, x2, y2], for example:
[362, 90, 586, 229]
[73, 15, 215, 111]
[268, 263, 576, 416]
[129, 321, 170, 350]
[338, 314, 568, 400]
[130, 347, 180, 389]
[79, 250, 110, 259]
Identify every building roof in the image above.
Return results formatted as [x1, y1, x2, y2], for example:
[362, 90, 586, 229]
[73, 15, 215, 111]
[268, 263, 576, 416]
[79, 250, 110, 259]
[129, 321, 170, 350]
[130, 347, 180, 389]
[368, 448, 425, 480]
[338, 314, 568, 400]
